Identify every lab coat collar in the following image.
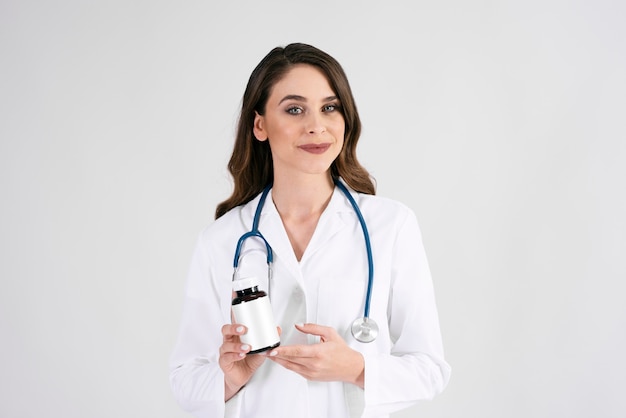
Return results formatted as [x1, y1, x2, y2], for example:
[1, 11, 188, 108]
[303, 183, 355, 262]
[239, 181, 357, 269]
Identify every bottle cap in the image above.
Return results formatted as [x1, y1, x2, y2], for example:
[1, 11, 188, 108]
[233, 276, 260, 292]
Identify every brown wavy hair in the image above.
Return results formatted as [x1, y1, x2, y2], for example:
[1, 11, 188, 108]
[215, 43, 375, 219]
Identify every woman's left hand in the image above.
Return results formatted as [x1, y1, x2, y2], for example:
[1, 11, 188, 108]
[268, 323, 364, 388]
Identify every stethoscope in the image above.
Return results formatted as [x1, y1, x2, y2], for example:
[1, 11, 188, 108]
[232, 178, 379, 343]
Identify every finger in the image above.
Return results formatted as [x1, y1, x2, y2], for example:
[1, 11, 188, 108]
[294, 323, 337, 342]
[219, 350, 248, 366]
[269, 355, 322, 381]
[222, 323, 247, 339]
[219, 342, 252, 366]
[269, 344, 317, 360]
[220, 341, 252, 357]
[269, 355, 307, 370]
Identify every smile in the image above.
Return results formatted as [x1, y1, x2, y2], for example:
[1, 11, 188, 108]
[298, 143, 331, 154]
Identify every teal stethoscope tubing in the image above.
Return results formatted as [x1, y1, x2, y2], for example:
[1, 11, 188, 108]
[232, 178, 377, 342]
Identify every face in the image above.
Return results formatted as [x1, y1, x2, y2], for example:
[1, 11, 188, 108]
[253, 64, 345, 180]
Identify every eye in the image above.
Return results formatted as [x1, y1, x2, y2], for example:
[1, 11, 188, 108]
[286, 106, 303, 115]
[322, 103, 340, 112]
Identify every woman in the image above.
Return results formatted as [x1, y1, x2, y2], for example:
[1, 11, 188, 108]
[169, 43, 451, 418]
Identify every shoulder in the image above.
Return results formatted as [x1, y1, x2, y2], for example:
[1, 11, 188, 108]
[352, 192, 423, 238]
[357, 193, 415, 220]
[196, 202, 249, 247]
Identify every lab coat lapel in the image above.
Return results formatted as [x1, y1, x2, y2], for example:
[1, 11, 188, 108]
[247, 191, 302, 280]
[300, 187, 350, 262]
[240, 186, 352, 274]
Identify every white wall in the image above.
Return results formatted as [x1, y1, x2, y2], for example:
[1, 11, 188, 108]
[1, 1, 624, 417]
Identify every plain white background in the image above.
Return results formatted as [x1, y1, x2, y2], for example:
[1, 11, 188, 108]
[1, 1, 625, 417]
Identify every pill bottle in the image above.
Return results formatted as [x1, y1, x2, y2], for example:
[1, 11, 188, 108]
[231, 276, 280, 354]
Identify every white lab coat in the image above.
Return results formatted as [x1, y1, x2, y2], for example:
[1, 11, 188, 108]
[169, 183, 451, 418]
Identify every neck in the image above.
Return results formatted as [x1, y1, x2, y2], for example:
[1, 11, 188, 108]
[271, 174, 335, 220]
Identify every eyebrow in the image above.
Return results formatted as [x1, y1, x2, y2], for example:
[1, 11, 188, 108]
[278, 94, 339, 105]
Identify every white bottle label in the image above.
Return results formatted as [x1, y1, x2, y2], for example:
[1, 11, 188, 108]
[232, 296, 280, 352]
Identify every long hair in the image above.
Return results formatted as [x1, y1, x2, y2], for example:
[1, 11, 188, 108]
[215, 43, 375, 219]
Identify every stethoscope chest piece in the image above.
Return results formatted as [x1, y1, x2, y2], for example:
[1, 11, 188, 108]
[351, 317, 379, 343]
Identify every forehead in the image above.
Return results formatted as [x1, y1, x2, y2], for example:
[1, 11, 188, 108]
[269, 64, 335, 98]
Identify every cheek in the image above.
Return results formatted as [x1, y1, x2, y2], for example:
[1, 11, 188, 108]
[272, 119, 300, 138]
[333, 121, 346, 141]
[265, 124, 291, 145]
[326, 114, 345, 136]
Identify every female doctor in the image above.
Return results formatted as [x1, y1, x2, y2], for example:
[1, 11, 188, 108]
[169, 43, 451, 418]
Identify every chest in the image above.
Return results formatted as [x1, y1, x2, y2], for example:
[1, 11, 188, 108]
[280, 214, 321, 262]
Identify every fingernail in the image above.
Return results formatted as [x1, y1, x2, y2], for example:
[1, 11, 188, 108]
[269, 350, 278, 357]
[236, 326, 244, 333]
[295, 323, 304, 327]
[241, 344, 250, 351]
[239, 352, 245, 358]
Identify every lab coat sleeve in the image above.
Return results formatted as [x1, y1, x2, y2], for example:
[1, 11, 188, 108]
[361, 209, 451, 417]
[169, 232, 230, 417]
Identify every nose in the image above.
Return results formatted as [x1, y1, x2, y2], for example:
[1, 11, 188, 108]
[305, 112, 326, 135]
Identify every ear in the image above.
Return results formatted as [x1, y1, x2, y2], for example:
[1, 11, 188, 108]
[253, 112, 268, 141]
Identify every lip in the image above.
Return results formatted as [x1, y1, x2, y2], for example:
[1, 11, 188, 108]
[298, 143, 331, 154]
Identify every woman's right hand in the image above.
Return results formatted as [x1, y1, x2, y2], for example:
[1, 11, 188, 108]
[219, 323, 268, 401]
